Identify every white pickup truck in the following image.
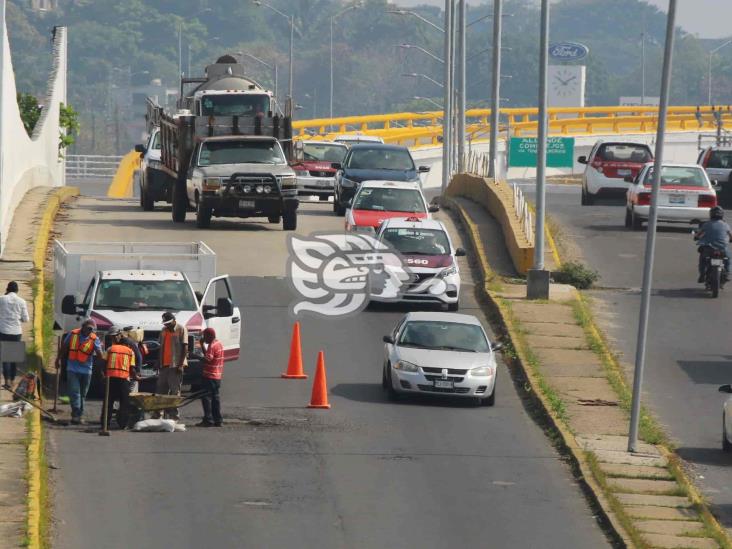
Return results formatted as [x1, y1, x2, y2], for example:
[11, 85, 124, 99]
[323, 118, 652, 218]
[54, 241, 241, 389]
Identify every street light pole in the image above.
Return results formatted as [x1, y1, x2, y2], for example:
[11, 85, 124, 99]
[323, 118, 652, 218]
[331, 4, 362, 120]
[708, 40, 732, 105]
[527, 0, 550, 299]
[440, 0, 453, 194]
[254, 2, 295, 103]
[628, 0, 678, 454]
[456, 0, 466, 173]
[488, 0, 503, 178]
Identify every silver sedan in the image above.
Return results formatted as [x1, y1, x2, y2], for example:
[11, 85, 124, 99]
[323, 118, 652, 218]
[382, 312, 501, 406]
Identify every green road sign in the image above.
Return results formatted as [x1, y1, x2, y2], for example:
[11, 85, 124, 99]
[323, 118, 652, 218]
[509, 137, 575, 168]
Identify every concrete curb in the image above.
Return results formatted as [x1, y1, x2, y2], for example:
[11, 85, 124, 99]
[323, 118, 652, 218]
[27, 186, 79, 549]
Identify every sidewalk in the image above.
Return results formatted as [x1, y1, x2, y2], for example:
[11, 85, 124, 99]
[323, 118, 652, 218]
[0, 187, 76, 548]
[448, 195, 725, 549]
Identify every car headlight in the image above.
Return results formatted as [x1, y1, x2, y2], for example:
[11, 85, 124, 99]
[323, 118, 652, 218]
[341, 177, 359, 188]
[351, 225, 375, 234]
[295, 169, 309, 177]
[470, 365, 494, 377]
[264, 185, 272, 194]
[393, 360, 419, 373]
[256, 185, 264, 194]
[438, 265, 458, 278]
[148, 159, 162, 169]
[278, 175, 297, 188]
[203, 177, 222, 190]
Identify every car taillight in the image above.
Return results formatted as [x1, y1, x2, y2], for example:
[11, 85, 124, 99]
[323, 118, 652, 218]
[698, 194, 717, 208]
[637, 192, 651, 206]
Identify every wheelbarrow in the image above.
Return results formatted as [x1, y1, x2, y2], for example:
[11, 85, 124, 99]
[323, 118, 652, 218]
[128, 389, 210, 416]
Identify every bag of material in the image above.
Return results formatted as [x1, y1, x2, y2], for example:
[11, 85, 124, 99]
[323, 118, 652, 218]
[0, 401, 30, 417]
[132, 418, 177, 432]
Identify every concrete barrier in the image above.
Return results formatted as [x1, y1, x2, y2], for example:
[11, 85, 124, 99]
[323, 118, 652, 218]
[446, 173, 533, 274]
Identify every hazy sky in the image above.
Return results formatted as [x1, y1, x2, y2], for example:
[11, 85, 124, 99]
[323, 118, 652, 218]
[393, 1, 732, 39]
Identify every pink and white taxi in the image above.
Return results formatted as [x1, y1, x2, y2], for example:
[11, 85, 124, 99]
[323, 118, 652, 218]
[375, 217, 465, 311]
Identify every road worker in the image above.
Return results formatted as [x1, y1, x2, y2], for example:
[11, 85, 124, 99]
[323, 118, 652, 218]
[101, 326, 134, 430]
[197, 327, 224, 427]
[153, 312, 187, 420]
[57, 319, 104, 425]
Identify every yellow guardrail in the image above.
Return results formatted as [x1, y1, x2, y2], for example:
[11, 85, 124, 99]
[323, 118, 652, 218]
[107, 150, 141, 198]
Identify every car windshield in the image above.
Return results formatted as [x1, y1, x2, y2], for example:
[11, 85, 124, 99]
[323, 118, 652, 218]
[597, 144, 652, 163]
[346, 148, 415, 170]
[198, 140, 285, 165]
[707, 150, 732, 169]
[398, 321, 489, 353]
[381, 228, 450, 255]
[199, 94, 270, 117]
[150, 132, 161, 150]
[95, 280, 197, 311]
[643, 166, 708, 187]
[303, 143, 347, 163]
[353, 188, 425, 213]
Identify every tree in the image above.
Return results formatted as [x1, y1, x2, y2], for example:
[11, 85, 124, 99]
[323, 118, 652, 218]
[17, 92, 41, 135]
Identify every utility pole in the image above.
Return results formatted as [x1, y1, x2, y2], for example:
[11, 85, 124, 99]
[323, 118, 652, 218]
[628, 0, 678, 453]
[527, 0, 550, 299]
[640, 10, 646, 105]
[440, 0, 453, 194]
[488, 0, 503, 177]
[456, 0, 466, 173]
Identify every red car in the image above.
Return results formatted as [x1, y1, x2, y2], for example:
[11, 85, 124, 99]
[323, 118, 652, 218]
[345, 180, 437, 233]
[291, 141, 348, 200]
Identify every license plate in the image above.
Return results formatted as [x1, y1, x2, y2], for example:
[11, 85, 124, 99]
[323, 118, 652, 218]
[711, 258, 724, 266]
[618, 169, 631, 176]
[669, 194, 685, 204]
[316, 179, 331, 187]
[239, 199, 255, 209]
[434, 380, 454, 389]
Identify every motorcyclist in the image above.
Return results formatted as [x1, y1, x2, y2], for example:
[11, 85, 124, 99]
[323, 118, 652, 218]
[695, 206, 732, 283]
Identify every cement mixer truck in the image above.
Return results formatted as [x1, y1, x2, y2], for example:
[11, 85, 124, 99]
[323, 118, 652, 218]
[142, 55, 298, 230]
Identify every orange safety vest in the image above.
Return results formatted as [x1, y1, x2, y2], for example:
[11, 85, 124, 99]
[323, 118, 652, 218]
[106, 344, 134, 379]
[68, 329, 98, 363]
[161, 330, 174, 367]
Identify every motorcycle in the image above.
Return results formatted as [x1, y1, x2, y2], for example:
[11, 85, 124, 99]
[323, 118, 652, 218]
[693, 226, 728, 298]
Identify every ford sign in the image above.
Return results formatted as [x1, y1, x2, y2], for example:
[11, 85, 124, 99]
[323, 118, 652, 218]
[549, 42, 589, 61]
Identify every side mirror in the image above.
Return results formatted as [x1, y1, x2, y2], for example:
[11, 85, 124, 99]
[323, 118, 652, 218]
[331, 162, 342, 170]
[383, 335, 395, 344]
[134, 144, 146, 155]
[719, 384, 732, 394]
[61, 295, 78, 315]
[428, 204, 440, 213]
[216, 297, 233, 317]
[577, 155, 587, 164]
[418, 165, 431, 173]
[455, 247, 466, 257]
[491, 342, 504, 352]
[624, 176, 634, 183]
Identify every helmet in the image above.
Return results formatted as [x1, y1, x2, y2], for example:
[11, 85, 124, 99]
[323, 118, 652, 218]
[710, 206, 724, 220]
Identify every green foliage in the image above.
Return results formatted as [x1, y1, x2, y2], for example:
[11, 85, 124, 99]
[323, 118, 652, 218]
[59, 102, 80, 156]
[552, 261, 599, 290]
[17, 92, 42, 135]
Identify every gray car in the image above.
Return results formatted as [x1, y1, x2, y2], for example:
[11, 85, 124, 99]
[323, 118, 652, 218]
[698, 146, 732, 205]
[382, 312, 501, 406]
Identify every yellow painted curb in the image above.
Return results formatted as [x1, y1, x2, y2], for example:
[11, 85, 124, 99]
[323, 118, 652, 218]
[27, 186, 79, 549]
[107, 150, 140, 199]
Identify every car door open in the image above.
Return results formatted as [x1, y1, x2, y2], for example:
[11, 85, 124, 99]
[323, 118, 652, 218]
[200, 275, 242, 362]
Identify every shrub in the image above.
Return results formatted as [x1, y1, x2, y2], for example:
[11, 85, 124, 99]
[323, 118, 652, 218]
[552, 261, 599, 289]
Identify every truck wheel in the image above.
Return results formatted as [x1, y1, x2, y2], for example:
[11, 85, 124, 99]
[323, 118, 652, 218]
[268, 215, 281, 224]
[196, 201, 211, 228]
[142, 175, 154, 212]
[283, 209, 297, 231]
[172, 182, 187, 223]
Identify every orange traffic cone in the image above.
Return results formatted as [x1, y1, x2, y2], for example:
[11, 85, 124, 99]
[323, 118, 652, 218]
[308, 351, 331, 409]
[282, 322, 308, 379]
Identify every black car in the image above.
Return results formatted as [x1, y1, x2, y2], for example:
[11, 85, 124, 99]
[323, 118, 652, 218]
[332, 144, 430, 216]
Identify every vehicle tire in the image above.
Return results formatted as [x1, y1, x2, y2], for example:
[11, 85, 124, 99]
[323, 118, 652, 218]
[171, 181, 187, 223]
[268, 215, 281, 224]
[447, 301, 459, 312]
[710, 266, 721, 298]
[631, 208, 643, 231]
[283, 209, 297, 231]
[385, 366, 399, 401]
[334, 199, 346, 217]
[142, 176, 154, 212]
[582, 187, 595, 206]
[581, 187, 588, 206]
[484, 387, 496, 406]
[724, 415, 732, 452]
[624, 208, 632, 228]
[196, 201, 211, 229]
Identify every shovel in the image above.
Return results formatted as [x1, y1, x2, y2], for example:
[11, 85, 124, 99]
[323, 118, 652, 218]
[0, 385, 67, 425]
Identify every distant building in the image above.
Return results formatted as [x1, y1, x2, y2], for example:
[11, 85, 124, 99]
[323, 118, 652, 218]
[31, 0, 58, 11]
[619, 96, 661, 107]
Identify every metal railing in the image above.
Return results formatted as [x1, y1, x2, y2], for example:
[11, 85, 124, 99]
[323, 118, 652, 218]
[66, 154, 123, 182]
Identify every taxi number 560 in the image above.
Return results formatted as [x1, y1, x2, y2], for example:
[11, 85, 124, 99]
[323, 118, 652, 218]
[406, 258, 429, 265]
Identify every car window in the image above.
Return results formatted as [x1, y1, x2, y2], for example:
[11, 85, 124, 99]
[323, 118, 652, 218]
[150, 131, 161, 150]
[643, 166, 708, 187]
[198, 140, 285, 165]
[398, 321, 489, 353]
[707, 150, 732, 169]
[596, 144, 652, 163]
[303, 143, 347, 163]
[200, 94, 270, 117]
[381, 228, 450, 255]
[353, 188, 425, 213]
[346, 148, 415, 170]
[95, 280, 197, 311]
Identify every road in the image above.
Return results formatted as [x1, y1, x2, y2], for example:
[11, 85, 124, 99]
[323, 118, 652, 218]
[517, 179, 732, 530]
[47, 183, 609, 549]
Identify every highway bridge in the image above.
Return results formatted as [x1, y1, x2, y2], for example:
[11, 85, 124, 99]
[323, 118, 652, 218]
[2, 10, 732, 549]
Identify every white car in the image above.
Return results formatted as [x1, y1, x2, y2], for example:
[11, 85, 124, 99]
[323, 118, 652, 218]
[625, 163, 718, 230]
[334, 133, 385, 145]
[136, 127, 164, 211]
[345, 180, 435, 233]
[376, 217, 464, 310]
[579, 141, 653, 205]
[719, 384, 732, 451]
[382, 312, 501, 405]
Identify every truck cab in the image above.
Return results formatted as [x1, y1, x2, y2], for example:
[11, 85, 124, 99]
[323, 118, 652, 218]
[186, 135, 298, 230]
[193, 89, 274, 118]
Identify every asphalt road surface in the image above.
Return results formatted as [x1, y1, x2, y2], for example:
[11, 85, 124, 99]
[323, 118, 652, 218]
[47, 193, 609, 548]
[517, 179, 732, 530]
